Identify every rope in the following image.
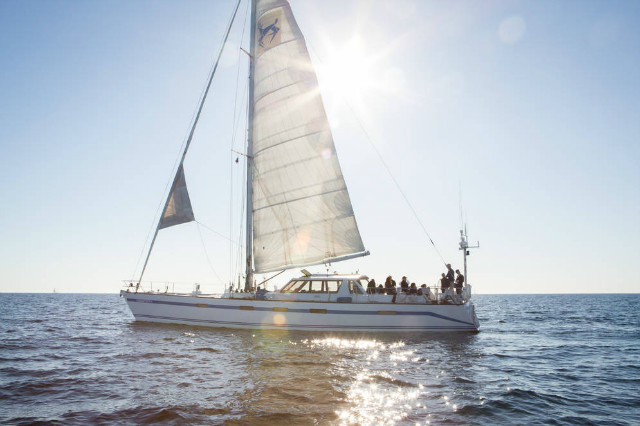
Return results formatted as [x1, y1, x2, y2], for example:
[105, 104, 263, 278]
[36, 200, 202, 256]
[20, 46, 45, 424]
[349, 111, 448, 266]
[230, 0, 251, 287]
[135, 0, 243, 284]
[257, 270, 285, 287]
[130, 8, 231, 281]
[196, 222, 224, 285]
[196, 220, 242, 245]
[303, 39, 449, 267]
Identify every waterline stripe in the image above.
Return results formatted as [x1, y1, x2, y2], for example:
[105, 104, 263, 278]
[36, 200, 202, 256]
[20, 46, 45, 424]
[134, 314, 477, 331]
[125, 296, 475, 326]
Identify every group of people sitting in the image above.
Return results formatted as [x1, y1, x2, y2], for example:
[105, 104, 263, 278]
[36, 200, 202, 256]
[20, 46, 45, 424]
[366, 264, 465, 297]
[366, 276, 431, 296]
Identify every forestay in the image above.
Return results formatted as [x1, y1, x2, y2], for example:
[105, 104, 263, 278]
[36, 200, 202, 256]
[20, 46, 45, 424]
[250, 0, 366, 273]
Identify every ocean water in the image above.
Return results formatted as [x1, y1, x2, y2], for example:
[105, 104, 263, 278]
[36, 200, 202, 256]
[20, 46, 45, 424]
[0, 293, 638, 425]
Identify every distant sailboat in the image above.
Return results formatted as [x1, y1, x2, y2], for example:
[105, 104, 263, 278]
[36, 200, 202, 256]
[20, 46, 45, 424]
[121, 0, 479, 332]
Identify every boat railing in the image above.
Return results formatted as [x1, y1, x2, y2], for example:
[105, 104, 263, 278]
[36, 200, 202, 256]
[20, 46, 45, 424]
[396, 284, 472, 305]
[121, 281, 473, 304]
[435, 285, 472, 305]
[364, 284, 472, 305]
[120, 280, 223, 295]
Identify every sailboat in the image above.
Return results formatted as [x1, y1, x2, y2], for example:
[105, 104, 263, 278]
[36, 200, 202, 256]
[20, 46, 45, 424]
[121, 0, 480, 332]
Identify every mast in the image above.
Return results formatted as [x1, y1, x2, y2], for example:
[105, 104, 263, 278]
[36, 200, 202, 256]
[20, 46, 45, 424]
[459, 226, 479, 285]
[244, 0, 257, 291]
[137, 0, 242, 288]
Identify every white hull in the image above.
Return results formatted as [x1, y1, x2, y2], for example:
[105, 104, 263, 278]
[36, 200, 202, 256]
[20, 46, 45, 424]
[120, 291, 480, 332]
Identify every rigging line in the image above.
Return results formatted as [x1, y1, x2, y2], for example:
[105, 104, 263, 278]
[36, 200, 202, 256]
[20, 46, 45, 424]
[304, 39, 448, 267]
[134, 1, 243, 280]
[229, 80, 250, 283]
[230, 0, 251, 285]
[236, 88, 249, 272]
[257, 270, 285, 287]
[231, 0, 251, 149]
[132, 52, 220, 281]
[238, 112, 248, 278]
[350, 110, 447, 266]
[458, 182, 462, 230]
[133, 0, 242, 282]
[230, 81, 250, 279]
[136, 0, 243, 285]
[196, 220, 243, 245]
[459, 181, 466, 233]
[196, 222, 224, 286]
[131, 213, 159, 281]
[175, 0, 242, 169]
[233, 81, 250, 148]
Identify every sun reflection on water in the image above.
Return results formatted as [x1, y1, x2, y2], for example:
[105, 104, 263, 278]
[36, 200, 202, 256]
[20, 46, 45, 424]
[335, 368, 425, 424]
[285, 336, 468, 424]
[303, 337, 386, 350]
[298, 337, 432, 424]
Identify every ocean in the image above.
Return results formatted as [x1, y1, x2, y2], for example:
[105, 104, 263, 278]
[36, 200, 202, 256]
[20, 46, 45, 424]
[1, 293, 638, 425]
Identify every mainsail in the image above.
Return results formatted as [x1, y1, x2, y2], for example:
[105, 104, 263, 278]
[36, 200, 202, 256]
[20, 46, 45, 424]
[249, 0, 367, 273]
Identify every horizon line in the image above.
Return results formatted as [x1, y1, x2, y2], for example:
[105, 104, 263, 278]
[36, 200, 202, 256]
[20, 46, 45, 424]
[1, 291, 639, 296]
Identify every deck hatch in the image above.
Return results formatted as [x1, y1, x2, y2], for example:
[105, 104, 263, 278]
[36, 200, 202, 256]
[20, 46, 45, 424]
[239, 306, 254, 310]
[309, 309, 327, 314]
[196, 304, 208, 308]
[273, 307, 288, 312]
[377, 311, 397, 315]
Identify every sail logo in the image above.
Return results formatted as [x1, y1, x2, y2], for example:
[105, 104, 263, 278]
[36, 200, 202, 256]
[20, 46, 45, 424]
[258, 16, 281, 48]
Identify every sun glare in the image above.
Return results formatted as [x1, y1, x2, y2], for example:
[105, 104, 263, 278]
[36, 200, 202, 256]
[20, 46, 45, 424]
[317, 36, 392, 108]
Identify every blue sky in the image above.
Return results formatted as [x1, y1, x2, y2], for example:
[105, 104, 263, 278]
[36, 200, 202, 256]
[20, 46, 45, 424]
[1, 0, 638, 293]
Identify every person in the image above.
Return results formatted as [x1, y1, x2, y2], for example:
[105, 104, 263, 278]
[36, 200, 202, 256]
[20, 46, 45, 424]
[418, 284, 431, 297]
[377, 284, 385, 294]
[446, 264, 455, 285]
[384, 276, 397, 295]
[400, 276, 410, 293]
[455, 269, 465, 295]
[367, 279, 377, 294]
[256, 286, 267, 299]
[440, 273, 450, 293]
[409, 282, 418, 294]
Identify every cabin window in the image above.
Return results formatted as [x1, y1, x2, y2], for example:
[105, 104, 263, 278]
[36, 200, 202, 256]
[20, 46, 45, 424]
[281, 281, 298, 292]
[281, 279, 340, 293]
[281, 280, 310, 292]
[348, 280, 364, 294]
[324, 280, 340, 293]
[307, 281, 322, 292]
[294, 281, 310, 292]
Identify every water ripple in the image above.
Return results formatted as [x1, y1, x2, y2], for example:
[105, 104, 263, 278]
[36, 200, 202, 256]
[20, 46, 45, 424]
[0, 293, 638, 424]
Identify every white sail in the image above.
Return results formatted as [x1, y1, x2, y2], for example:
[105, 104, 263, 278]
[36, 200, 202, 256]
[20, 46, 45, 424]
[250, 0, 366, 273]
[159, 165, 195, 229]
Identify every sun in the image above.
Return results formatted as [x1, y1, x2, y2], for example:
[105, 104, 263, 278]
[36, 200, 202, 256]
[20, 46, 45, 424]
[316, 36, 385, 108]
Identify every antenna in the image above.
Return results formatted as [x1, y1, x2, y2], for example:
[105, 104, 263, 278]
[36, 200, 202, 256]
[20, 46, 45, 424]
[459, 182, 464, 231]
[459, 204, 479, 286]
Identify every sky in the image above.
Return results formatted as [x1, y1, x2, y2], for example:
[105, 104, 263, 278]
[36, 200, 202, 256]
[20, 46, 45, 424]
[1, 0, 638, 294]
